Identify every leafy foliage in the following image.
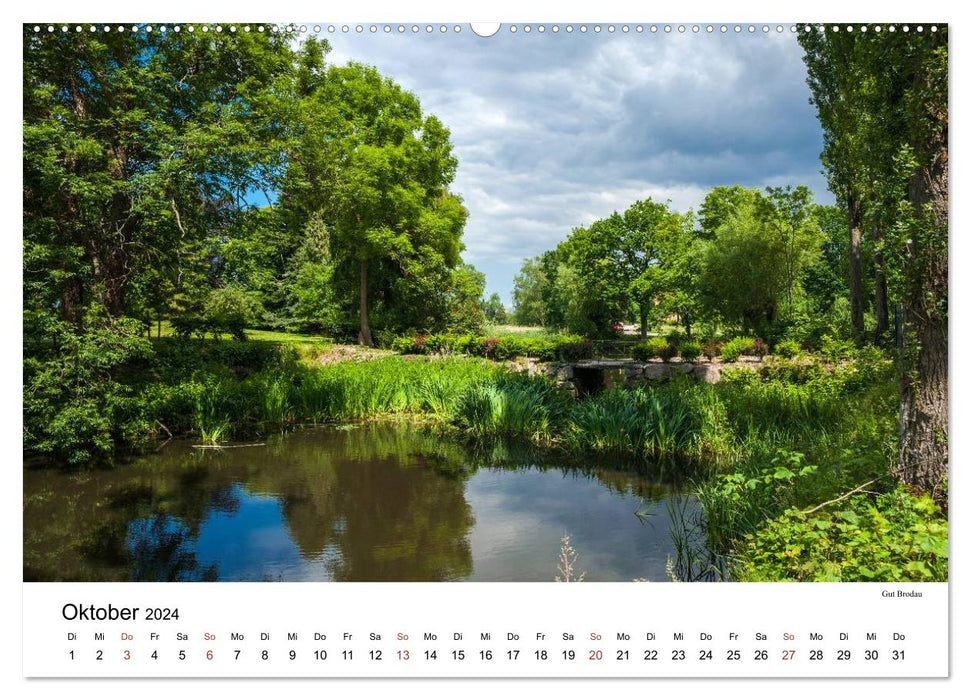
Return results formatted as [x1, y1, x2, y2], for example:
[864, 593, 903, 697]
[720, 337, 756, 362]
[738, 489, 947, 582]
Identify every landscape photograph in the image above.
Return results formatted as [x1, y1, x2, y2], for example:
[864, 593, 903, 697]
[23, 23, 948, 583]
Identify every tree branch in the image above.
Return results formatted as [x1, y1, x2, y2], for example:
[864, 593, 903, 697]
[801, 480, 878, 515]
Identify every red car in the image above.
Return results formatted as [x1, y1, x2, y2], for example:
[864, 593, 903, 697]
[611, 323, 625, 332]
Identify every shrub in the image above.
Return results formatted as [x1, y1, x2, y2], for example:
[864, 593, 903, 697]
[631, 342, 653, 362]
[24, 310, 155, 464]
[391, 336, 423, 354]
[758, 356, 827, 384]
[481, 337, 500, 359]
[526, 338, 558, 361]
[751, 338, 769, 358]
[390, 333, 588, 362]
[666, 330, 685, 347]
[679, 340, 702, 361]
[737, 488, 948, 582]
[774, 339, 801, 358]
[820, 334, 857, 362]
[656, 341, 678, 361]
[494, 337, 524, 360]
[202, 286, 264, 340]
[633, 337, 672, 361]
[702, 338, 722, 361]
[721, 336, 755, 362]
[424, 334, 451, 354]
[556, 338, 593, 362]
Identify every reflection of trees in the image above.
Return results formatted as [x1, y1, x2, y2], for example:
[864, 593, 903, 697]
[307, 455, 474, 581]
[258, 427, 475, 581]
[25, 425, 478, 581]
[24, 423, 682, 582]
[127, 515, 218, 581]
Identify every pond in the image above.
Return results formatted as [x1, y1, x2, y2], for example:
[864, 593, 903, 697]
[24, 424, 702, 582]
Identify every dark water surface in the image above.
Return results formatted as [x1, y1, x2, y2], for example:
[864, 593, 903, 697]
[24, 425, 699, 582]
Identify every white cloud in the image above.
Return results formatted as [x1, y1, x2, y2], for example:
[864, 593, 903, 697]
[314, 29, 830, 303]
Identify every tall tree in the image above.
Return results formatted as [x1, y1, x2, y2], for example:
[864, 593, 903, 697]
[754, 186, 824, 318]
[23, 26, 295, 324]
[800, 31, 868, 337]
[885, 31, 948, 500]
[697, 185, 757, 240]
[560, 215, 632, 335]
[622, 199, 695, 338]
[512, 256, 548, 326]
[800, 26, 949, 500]
[309, 62, 463, 345]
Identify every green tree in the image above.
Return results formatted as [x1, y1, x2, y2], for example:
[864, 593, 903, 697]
[23, 26, 295, 324]
[622, 199, 696, 338]
[481, 293, 508, 324]
[284, 211, 339, 332]
[512, 256, 548, 326]
[560, 215, 632, 335]
[321, 63, 464, 345]
[753, 186, 824, 317]
[444, 264, 487, 334]
[697, 186, 758, 239]
[799, 27, 948, 499]
[696, 205, 788, 334]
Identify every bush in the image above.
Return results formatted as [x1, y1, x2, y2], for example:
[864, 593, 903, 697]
[631, 342, 652, 361]
[202, 286, 264, 340]
[665, 330, 685, 346]
[758, 356, 827, 384]
[480, 337, 500, 359]
[751, 338, 769, 358]
[150, 338, 292, 378]
[656, 342, 678, 361]
[423, 334, 452, 354]
[721, 336, 756, 362]
[391, 336, 423, 354]
[774, 339, 801, 358]
[679, 340, 702, 361]
[494, 337, 524, 360]
[24, 310, 155, 464]
[702, 338, 722, 361]
[737, 488, 948, 582]
[389, 332, 589, 362]
[820, 334, 858, 362]
[556, 338, 593, 362]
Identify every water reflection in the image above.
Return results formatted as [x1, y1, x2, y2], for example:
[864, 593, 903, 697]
[24, 424, 699, 582]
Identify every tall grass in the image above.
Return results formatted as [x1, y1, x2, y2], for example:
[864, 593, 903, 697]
[564, 387, 696, 458]
[450, 376, 570, 441]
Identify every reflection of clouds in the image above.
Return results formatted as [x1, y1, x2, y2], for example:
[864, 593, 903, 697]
[464, 468, 685, 582]
[323, 30, 830, 302]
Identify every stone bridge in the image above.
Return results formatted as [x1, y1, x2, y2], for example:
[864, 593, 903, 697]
[547, 358, 762, 396]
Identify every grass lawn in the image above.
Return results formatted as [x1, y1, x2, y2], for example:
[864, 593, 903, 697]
[153, 320, 333, 346]
[482, 324, 550, 338]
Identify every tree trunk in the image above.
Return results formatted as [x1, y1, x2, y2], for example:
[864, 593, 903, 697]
[847, 193, 865, 337]
[894, 43, 948, 504]
[873, 230, 889, 341]
[358, 257, 372, 346]
[639, 304, 648, 339]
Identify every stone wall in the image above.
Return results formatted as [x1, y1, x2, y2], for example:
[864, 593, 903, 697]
[544, 357, 764, 395]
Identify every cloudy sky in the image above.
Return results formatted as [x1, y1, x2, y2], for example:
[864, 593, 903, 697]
[323, 26, 832, 305]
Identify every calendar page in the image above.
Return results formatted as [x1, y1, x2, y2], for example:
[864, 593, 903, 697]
[16, 0, 960, 695]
